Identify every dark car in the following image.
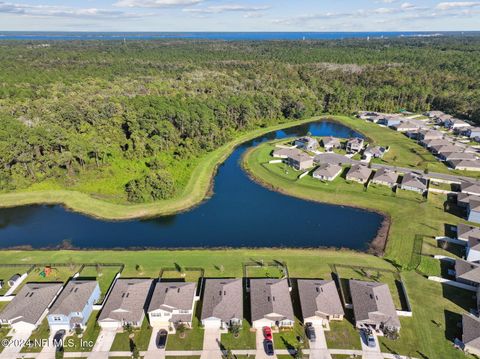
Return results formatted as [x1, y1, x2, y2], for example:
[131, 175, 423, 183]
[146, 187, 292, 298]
[367, 333, 376, 348]
[305, 324, 316, 342]
[264, 339, 274, 356]
[157, 329, 168, 349]
[53, 330, 66, 352]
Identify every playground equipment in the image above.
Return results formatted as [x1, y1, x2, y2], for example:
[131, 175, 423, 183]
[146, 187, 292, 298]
[39, 266, 53, 278]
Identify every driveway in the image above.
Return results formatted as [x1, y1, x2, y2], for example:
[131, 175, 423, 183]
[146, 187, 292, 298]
[308, 325, 332, 359]
[88, 329, 116, 359]
[0, 329, 32, 359]
[255, 329, 277, 359]
[36, 332, 58, 359]
[200, 328, 222, 359]
[144, 328, 166, 359]
[359, 330, 383, 359]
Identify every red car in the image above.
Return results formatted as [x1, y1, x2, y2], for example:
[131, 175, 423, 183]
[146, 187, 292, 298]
[263, 326, 273, 340]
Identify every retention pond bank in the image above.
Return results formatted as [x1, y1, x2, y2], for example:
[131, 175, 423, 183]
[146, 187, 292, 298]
[0, 120, 383, 249]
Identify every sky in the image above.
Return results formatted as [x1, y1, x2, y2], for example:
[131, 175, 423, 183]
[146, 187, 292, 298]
[0, 0, 479, 32]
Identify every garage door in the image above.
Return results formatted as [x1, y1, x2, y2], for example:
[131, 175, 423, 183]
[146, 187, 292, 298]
[202, 318, 221, 328]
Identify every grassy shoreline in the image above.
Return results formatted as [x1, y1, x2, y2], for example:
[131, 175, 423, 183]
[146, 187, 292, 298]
[0, 117, 322, 221]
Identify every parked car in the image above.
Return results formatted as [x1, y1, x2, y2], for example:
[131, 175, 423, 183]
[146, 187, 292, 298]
[53, 330, 66, 352]
[264, 340, 274, 356]
[367, 333, 376, 348]
[305, 324, 316, 342]
[263, 326, 273, 341]
[157, 329, 168, 349]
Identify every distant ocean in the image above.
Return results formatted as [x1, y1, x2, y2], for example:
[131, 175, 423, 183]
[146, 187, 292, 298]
[0, 31, 476, 41]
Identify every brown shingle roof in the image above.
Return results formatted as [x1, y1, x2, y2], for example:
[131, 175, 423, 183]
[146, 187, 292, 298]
[148, 281, 196, 313]
[297, 280, 344, 320]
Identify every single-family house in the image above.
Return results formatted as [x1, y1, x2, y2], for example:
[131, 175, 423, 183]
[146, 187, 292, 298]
[147, 281, 197, 328]
[321, 137, 341, 152]
[431, 144, 465, 155]
[346, 138, 365, 153]
[424, 110, 445, 119]
[250, 278, 294, 329]
[349, 280, 401, 333]
[48, 280, 100, 332]
[450, 160, 480, 172]
[445, 118, 471, 130]
[441, 152, 477, 162]
[469, 200, 480, 224]
[313, 163, 343, 181]
[457, 223, 480, 243]
[0, 283, 63, 332]
[272, 148, 301, 159]
[378, 116, 402, 127]
[8, 274, 21, 287]
[417, 129, 443, 141]
[371, 168, 399, 188]
[346, 164, 373, 184]
[436, 114, 453, 125]
[295, 137, 319, 151]
[462, 182, 480, 196]
[391, 121, 419, 132]
[421, 138, 452, 149]
[297, 279, 344, 326]
[462, 127, 480, 139]
[287, 152, 314, 171]
[98, 278, 153, 330]
[467, 237, 480, 263]
[201, 278, 243, 329]
[462, 314, 480, 356]
[458, 193, 480, 208]
[363, 145, 386, 159]
[399, 173, 428, 194]
[455, 259, 480, 286]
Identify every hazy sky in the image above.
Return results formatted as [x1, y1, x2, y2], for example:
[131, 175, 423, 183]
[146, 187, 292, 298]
[0, 0, 479, 31]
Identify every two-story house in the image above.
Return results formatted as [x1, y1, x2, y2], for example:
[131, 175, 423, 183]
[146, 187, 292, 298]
[48, 280, 100, 333]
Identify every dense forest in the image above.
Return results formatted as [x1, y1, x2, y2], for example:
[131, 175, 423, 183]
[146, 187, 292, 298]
[0, 37, 479, 203]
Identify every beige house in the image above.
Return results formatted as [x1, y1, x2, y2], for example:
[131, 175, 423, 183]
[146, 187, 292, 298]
[346, 164, 372, 184]
[313, 163, 342, 181]
[287, 152, 314, 171]
[371, 168, 399, 188]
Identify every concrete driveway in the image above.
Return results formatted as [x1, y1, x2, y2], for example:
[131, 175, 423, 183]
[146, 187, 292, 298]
[200, 328, 222, 359]
[308, 325, 332, 359]
[144, 328, 166, 359]
[255, 329, 277, 359]
[360, 330, 383, 359]
[0, 329, 32, 359]
[36, 332, 58, 359]
[88, 329, 116, 359]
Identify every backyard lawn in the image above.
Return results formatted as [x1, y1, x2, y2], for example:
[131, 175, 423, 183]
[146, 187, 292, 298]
[77, 265, 121, 301]
[220, 320, 256, 350]
[0, 265, 32, 295]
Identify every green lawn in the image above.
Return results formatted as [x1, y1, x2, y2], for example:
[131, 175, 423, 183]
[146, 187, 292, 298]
[325, 314, 361, 350]
[13, 264, 81, 295]
[243, 141, 467, 268]
[165, 316, 204, 351]
[160, 268, 204, 283]
[110, 318, 152, 352]
[272, 320, 308, 351]
[0, 265, 32, 295]
[220, 320, 256, 350]
[64, 311, 100, 353]
[77, 265, 121, 302]
[0, 326, 10, 353]
[21, 318, 50, 353]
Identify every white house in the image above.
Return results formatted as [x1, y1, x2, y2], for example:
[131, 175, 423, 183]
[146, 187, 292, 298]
[147, 281, 197, 328]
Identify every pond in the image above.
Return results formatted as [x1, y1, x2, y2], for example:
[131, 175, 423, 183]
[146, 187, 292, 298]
[0, 120, 383, 249]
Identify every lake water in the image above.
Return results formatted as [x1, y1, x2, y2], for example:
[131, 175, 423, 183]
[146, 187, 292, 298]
[0, 31, 464, 41]
[0, 120, 383, 249]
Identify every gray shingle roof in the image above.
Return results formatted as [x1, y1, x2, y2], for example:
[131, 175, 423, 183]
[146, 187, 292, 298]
[250, 278, 294, 322]
[0, 282, 63, 326]
[457, 223, 480, 242]
[322, 136, 341, 148]
[98, 278, 152, 324]
[349, 280, 400, 330]
[400, 173, 428, 191]
[346, 165, 372, 182]
[148, 281, 196, 313]
[272, 148, 301, 158]
[372, 168, 399, 185]
[455, 260, 480, 285]
[297, 280, 344, 320]
[201, 279, 243, 322]
[451, 160, 480, 170]
[313, 163, 342, 179]
[463, 314, 480, 351]
[50, 280, 98, 316]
